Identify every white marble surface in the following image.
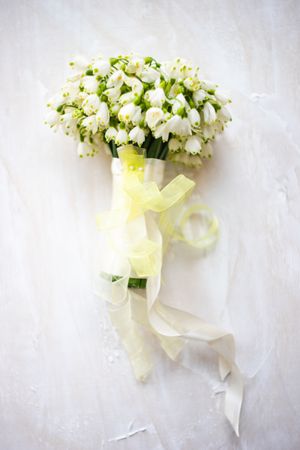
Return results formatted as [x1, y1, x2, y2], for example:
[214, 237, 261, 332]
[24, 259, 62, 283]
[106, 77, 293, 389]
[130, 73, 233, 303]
[1, 0, 300, 449]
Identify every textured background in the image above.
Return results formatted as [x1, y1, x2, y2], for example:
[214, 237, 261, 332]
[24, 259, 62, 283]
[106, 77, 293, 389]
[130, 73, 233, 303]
[1, 0, 300, 449]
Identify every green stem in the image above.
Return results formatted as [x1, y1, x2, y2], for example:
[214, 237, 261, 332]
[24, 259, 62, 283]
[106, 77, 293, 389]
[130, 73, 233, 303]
[159, 143, 169, 160]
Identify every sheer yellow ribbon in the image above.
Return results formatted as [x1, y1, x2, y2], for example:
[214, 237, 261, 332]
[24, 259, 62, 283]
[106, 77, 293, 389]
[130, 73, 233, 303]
[95, 145, 243, 436]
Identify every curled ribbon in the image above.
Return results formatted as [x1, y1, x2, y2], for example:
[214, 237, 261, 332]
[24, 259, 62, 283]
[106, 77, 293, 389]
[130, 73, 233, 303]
[95, 145, 243, 435]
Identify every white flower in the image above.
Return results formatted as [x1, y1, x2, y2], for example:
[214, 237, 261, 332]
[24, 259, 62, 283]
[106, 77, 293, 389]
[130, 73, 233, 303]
[82, 76, 99, 93]
[161, 58, 191, 81]
[145, 107, 164, 129]
[107, 70, 124, 88]
[168, 137, 181, 152]
[146, 88, 166, 108]
[171, 94, 189, 114]
[110, 104, 121, 115]
[167, 116, 192, 136]
[193, 90, 206, 106]
[214, 89, 230, 105]
[168, 83, 183, 98]
[69, 55, 89, 71]
[115, 129, 128, 145]
[92, 59, 110, 77]
[104, 87, 121, 102]
[201, 142, 213, 159]
[45, 110, 60, 127]
[47, 93, 64, 109]
[118, 103, 141, 124]
[185, 135, 202, 154]
[77, 142, 93, 156]
[188, 108, 201, 127]
[82, 94, 100, 115]
[124, 76, 143, 95]
[183, 77, 200, 92]
[126, 57, 144, 75]
[96, 102, 110, 128]
[140, 67, 160, 83]
[119, 91, 136, 105]
[61, 81, 80, 101]
[201, 80, 217, 91]
[171, 151, 203, 168]
[131, 107, 142, 125]
[82, 115, 98, 134]
[153, 122, 170, 141]
[202, 125, 215, 140]
[129, 126, 145, 146]
[203, 102, 217, 124]
[218, 106, 231, 122]
[60, 112, 77, 134]
[105, 127, 117, 142]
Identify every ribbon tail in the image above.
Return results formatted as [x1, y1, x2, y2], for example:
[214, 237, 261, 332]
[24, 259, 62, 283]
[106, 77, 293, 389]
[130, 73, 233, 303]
[224, 363, 244, 437]
[109, 292, 153, 382]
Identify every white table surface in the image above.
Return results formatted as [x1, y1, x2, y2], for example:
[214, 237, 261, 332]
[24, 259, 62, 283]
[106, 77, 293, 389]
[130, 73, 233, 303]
[1, 0, 300, 449]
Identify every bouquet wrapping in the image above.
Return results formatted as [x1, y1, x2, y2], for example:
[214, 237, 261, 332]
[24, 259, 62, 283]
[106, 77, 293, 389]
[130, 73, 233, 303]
[46, 54, 243, 435]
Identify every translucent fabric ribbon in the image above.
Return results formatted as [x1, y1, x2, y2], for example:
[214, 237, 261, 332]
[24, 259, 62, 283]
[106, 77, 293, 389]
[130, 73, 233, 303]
[95, 145, 243, 436]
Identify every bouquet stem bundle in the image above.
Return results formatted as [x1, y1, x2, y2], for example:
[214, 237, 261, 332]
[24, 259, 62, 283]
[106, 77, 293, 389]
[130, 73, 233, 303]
[109, 136, 168, 159]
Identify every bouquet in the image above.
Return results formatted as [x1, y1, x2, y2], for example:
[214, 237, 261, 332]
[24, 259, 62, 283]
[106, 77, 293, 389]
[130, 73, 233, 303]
[46, 54, 243, 435]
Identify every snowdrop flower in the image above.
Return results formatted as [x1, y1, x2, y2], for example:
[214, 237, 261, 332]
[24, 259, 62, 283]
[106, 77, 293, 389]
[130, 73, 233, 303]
[202, 125, 215, 140]
[167, 116, 192, 136]
[60, 112, 77, 134]
[126, 57, 144, 75]
[124, 76, 143, 95]
[201, 142, 213, 159]
[107, 70, 124, 88]
[146, 88, 166, 108]
[152, 122, 169, 141]
[171, 94, 189, 114]
[110, 103, 121, 116]
[115, 129, 128, 145]
[47, 93, 65, 109]
[105, 127, 117, 142]
[161, 58, 189, 80]
[203, 102, 217, 124]
[104, 87, 121, 102]
[183, 77, 200, 92]
[217, 107, 231, 122]
[77, 142, 93, 157]
[61, 81, 80, 101]
[168, 83, 183, 98]
[119, 91, 136, 105]
[129, 126, 145, 146]
[214, 90, 230, 105]
[201, 80, 217, 91]
[82, 94, 100, 115]
[188, 109, 201, 127]
[140, 67, 160, 83]
[131, 107, 142, 125]
[69, 55, 89, 71]
[168, 138, 182, 152]
[118, 103, 141, 124]
[96, 102, 110, 128]
[145, 107, 164, 129]
[92, 59, 111, 77]
[82, 115, 98, 134]
[185, 135, 202, 154]
[193, 90, 206, 105]
[45, 110, 60, 127]
[82, 76, 99, 93]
